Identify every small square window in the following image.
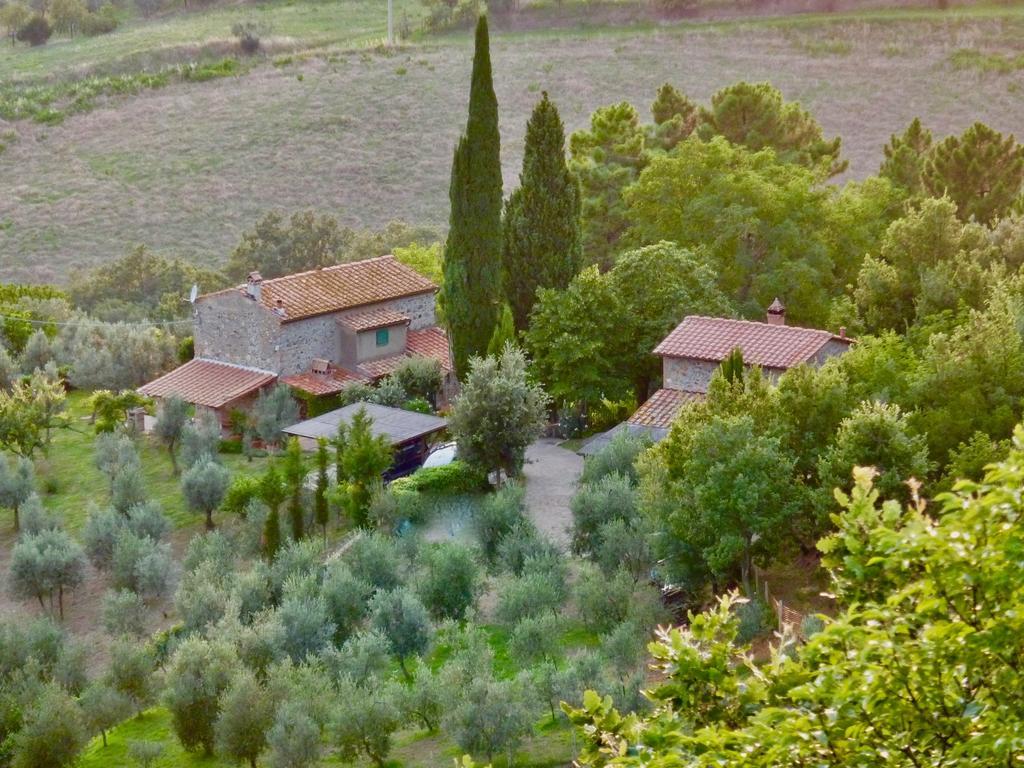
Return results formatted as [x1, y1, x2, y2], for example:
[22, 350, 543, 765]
[375, 328, 390, 347]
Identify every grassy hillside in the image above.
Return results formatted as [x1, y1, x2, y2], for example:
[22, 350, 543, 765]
[0, 0, 427, 81]
[1, 5, 1023, 283]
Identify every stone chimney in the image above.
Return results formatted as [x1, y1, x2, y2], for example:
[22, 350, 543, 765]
[273, 299, 287, 318]
[246, 271, 263, 302]
[766, 298, 786, 326]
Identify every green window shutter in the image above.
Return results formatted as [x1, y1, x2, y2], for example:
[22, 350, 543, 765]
[375, 328, 390, 347]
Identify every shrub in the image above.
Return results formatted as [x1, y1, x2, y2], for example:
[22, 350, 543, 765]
[800, 613, 826, 639]
[474, 483, 527, 563]
[16, 14, 51, 46]
[390, 461, 487, 495]
[80, 8, 117, 35]
[416, 542, 480, 621]
[735, 597, 773, 644]
[579, 429, 649, 486]
[494, 571, 563, 626]
[231, 20, 268, 55]
[392, 357, 442, 401]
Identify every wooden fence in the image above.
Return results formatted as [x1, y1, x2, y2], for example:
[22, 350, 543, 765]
[752, 567, 808, 639]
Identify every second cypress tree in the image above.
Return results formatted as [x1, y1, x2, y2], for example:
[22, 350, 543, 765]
[503, 92, 582, 331]
[443, 15, 503, 377]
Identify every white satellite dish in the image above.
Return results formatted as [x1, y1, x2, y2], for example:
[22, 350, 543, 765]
[188, 284, 199, 304]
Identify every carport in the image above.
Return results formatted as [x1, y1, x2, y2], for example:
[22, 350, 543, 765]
[282, 402, 447, 477]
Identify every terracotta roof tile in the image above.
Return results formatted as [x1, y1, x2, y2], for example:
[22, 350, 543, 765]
[653, 316, 851, 370]
[406, 327, 453, 373]
[281, 368, 370, 397]
[139, 359, 276, 409]
[627, 388, 704, 429]
[204, 256, 437, 323]
[338, 308, 410, 332]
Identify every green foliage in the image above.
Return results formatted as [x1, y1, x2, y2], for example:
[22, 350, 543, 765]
[224, 210, 350, 281]
[181, 456, 230, 529]
[625, 136, 836, 326]
[390, 460, 487, 495]
[443, 674, 535, 764]
[696, 81, 846, 176]
[508, 613, 562, 666]
[9, 527, 87, 620]
[580, 429, 648, 486]
[281, 437, 306, 540]
[570, 439, 1024, 765]
[266, 701, 320, 768]
[879, 117, 933, 194]
[911, 292, 1024, 461]
[473, 482, 527, 563]
[486, 303, 516, 358]
[391, 356, 443, 402]
[443, 15, 503, 377]
[649, 411, 801, 592]
[922, 121, 1024, 224]
[494, 570, 563, 626]
[448, 344, 550, 480]
[15, 14, 50, 46]
[369, 587, 433, 679]
[331, 678, 402, 767]
[253, 384, 299, 450]
[503, 92, 582, 331]
[80, 683, 131, 749]
[648, 82, 698, 152]
[344, 531, 403, 592]
[0, 60, 241, 125]
[101, 588, 147, 637]
[334, 408, 393, 528]
[153, 396, 189, 476]
[417, 542, 480, 620]
[570, 471, 637, 558]
[0, 452, 35, 530]
[568, 101, 646, 269]
[11, 683, 86, 768]
[163, 637, 242, 755]
[817, 400, 931, 512]
[69, 245, 228, 322]
[214, 670, 274, 767]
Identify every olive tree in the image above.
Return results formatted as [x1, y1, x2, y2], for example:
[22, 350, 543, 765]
[369, 587, 432, 680]
[163, 637, 242, 754]
[181, 456, 230, 529]
[0, 453, 35, 531]
[215, 670, 275, 768]
[153, 395, 189, 475]
[448, 344, 550, 482]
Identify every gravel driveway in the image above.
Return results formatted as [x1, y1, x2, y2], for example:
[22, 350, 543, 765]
[522, 438, 583, 548]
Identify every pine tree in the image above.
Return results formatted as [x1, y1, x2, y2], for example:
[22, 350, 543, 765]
[502, 92, 583, 331]
[281, 437, 305, 541]
[487, 305, 516, 357]
[315, 438, 329, 543]
[922, 121, 1024, 224]
[264, 507, 281, 560]
[879, 117, 932, 194]
[443, 15, 503, 378]
[648, 82, 698, 152]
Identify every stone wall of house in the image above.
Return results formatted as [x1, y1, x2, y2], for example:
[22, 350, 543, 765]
[812, 339, 853, 365]
[195, 290, 282, 372]
[196, 290, 438, 377]
[662, 357, 721, 393]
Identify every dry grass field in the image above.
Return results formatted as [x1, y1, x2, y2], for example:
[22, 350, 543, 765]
[2, 5, 1023, 283]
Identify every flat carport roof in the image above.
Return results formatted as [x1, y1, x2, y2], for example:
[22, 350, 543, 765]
[283, 401, 447, 447]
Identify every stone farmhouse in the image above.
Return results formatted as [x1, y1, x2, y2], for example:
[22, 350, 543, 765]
[581, 300, 852, 454]
[139, 256, 454, 424]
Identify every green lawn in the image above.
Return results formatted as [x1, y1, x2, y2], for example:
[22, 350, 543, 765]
[80, 705, 576, 767]
[36, 391, 270, 534]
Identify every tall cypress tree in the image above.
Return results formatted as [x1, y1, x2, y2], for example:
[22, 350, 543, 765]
[443, 15, 503, 378]
[503, 92, 582, 331]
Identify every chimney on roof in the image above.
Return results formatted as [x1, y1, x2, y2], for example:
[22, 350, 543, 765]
[274, 298, 287, 318]
[766, 298, 786, 326]
[246, 271, 263, 302]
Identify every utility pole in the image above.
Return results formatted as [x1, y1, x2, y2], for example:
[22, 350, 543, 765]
[387, 0, 393, 46]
